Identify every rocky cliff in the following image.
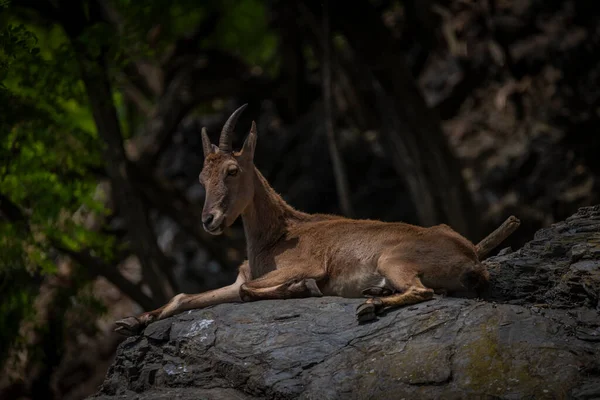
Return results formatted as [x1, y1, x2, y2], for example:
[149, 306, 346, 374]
[91, 206, 600, 399]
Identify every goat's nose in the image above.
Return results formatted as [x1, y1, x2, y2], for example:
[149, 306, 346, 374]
[203, 213, 215, 226]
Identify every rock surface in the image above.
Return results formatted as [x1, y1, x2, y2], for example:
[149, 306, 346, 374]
[91, 207, 600, 400]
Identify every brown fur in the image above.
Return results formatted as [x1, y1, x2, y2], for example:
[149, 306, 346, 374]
[114, 111, 517, 335]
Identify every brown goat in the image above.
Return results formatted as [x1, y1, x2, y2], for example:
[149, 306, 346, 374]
[115, 105, 520, 336]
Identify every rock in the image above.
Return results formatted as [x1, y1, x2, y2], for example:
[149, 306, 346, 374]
[486, 205, 600, 309]
[90, 206, 600, 400]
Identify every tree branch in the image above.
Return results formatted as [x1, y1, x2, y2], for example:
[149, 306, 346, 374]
[53, 243, 158, 310]
[476, 216, 521, 259]
[116, 73, 153, 116]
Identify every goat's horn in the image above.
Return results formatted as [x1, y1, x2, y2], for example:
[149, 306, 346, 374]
[219, 103, 248, 153]
[201, 127, 212, 157]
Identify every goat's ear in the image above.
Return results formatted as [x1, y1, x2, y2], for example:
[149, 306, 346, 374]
[201, 127, 217, 158]
[240, 121, 258, 162]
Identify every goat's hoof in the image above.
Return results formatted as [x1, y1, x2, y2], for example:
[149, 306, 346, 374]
[356, 298, 384, 323]
[304, 279, 323, 297]
[362, 286, 393, 298]
[114, 316, 144, 336]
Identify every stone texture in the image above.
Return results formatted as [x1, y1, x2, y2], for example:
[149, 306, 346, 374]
[486, 205, 600, 309]
[90, 206, 600, 400]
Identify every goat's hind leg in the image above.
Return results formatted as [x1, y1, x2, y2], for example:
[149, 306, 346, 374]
[356, 260, 434, 323]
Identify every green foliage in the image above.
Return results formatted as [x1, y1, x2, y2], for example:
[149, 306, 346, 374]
[0, 15, 107, 367]
[0, 0, 281, 370]
[113, 0, 279, 74]
[1, 21, 93, 131]
[112, 0, 205, 62]
[0, 14, 106, 254]
[0, 23, 39, 82]
[209, 0, 279, 73]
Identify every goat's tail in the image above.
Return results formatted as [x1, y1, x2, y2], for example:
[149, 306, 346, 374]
[475, 215, 521, 260]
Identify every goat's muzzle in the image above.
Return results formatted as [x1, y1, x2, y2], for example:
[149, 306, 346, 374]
[202, 210, 225, 235]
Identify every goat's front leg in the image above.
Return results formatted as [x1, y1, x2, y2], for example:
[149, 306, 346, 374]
[115, 262, 250, 336]
[239, 267, 325, 302]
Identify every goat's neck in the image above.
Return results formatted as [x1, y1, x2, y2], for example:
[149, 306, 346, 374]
[241, 167, 306, 264]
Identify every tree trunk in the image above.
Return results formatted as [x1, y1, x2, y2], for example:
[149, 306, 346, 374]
[304, 0, 479, 238]
[60, 7, 174, 303]
[321, 0, 354, 217]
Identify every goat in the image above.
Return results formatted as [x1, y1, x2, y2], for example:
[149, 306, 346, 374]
[115, 104, 520, 335]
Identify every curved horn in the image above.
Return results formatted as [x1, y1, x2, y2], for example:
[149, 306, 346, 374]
[201, 127, 212, 158]
[219, 103, 248, 153]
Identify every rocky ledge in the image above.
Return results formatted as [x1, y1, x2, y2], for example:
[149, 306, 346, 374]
[91, 206, 600, 400]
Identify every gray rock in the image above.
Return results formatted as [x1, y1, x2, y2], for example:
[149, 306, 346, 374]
[486, 205, 600, 309]
[91, 206, 600, 400]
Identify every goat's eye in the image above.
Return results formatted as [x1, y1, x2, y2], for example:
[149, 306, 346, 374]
[227, 167, 238, 176]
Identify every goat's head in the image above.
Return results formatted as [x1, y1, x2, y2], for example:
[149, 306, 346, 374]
[199, 104, 257, 235]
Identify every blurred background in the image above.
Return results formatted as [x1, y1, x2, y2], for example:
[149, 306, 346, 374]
[1, 0, 599, 399]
